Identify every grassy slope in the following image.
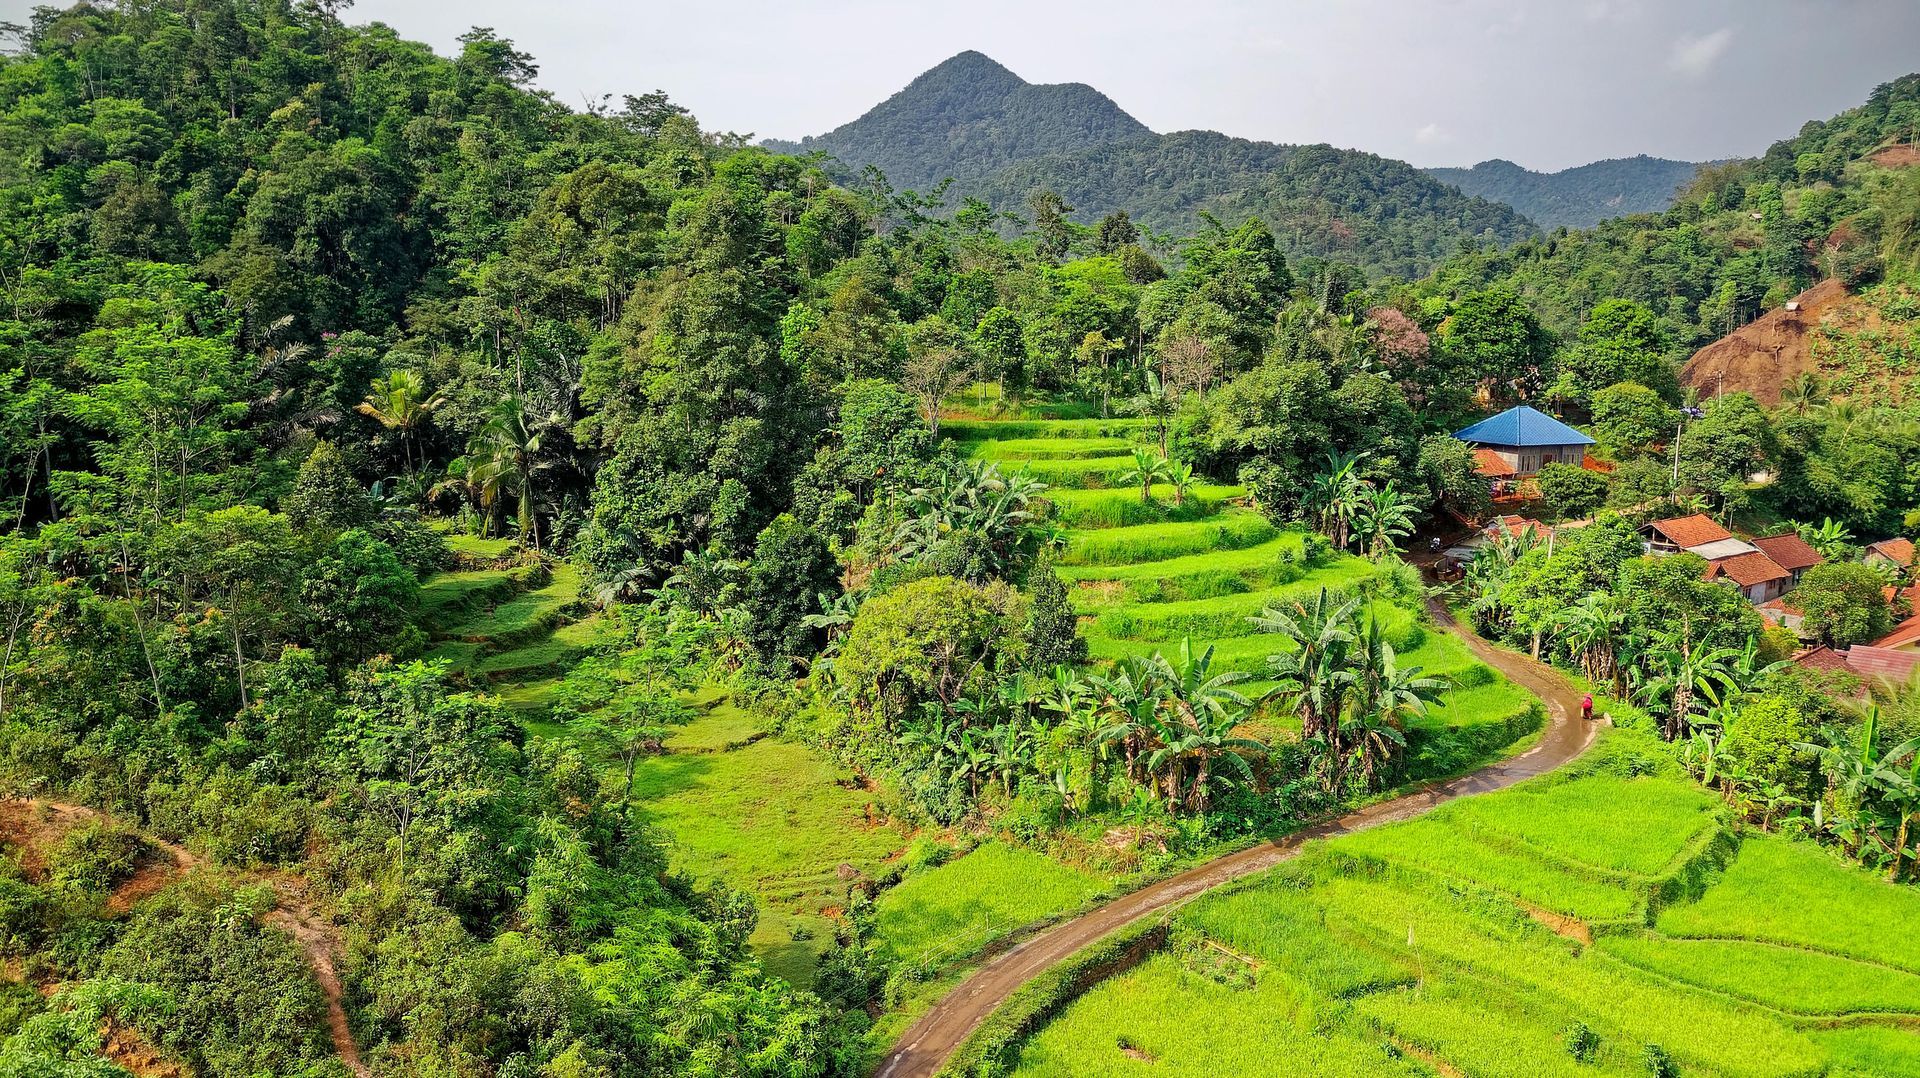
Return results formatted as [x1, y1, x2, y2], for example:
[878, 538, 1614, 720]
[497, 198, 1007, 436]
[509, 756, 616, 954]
[954, 417, 1537, 745]
[1014, 742, 1920, 1077]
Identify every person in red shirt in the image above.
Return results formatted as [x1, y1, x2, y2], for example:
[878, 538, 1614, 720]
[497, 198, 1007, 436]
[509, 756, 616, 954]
[1581, 693, 1594, 722]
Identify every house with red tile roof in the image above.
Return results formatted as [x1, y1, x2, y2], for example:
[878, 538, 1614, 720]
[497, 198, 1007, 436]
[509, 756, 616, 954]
[1867, 537, 1916, 570]
[1793, 644, 1919, 687]
[1704, 550, 1794, 604]
[1641, 514, 1735, 554]
[1751, 533, 1825, 585]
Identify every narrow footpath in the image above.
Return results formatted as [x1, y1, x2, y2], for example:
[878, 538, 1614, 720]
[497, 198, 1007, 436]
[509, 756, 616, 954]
[876, 600, 1597, 1078]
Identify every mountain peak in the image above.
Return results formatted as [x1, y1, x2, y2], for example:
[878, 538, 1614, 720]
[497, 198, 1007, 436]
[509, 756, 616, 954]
[917, 50, 1024, 86]
[766, 53, 1148, 192]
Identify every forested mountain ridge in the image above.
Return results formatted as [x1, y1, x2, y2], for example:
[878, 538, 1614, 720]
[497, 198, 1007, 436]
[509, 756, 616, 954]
[969, 130, 1540, 279]
[1409, 73, 1920, 352]
[768, 51, 1540, 278]
[762, 50, 1151, 191]
[1425, 154, 1706, 229]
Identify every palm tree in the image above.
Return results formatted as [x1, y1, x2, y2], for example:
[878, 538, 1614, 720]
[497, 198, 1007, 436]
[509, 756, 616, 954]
[1352, 481, 1418, 559]
[1779, 372, 1828, 416]
[469, 394, 554, 549]
[356, 370, 447, 477]
[1553, 591, 1624, 686]
[1129, 368, 1177, 457]
[1796, 517, 1855, 561]
[1252, 589, 1361, 742]
[1166, 459, 1197, 508]
[1302, 451, 1371, 551]
[1632, 629, 1741, 741]
[1344, 617, 1447, 792]
[1121, 447, 1172, 504]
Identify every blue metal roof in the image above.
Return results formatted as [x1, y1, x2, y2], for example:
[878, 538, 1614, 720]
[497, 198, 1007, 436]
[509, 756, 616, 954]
[1453, 405, 1595, 447]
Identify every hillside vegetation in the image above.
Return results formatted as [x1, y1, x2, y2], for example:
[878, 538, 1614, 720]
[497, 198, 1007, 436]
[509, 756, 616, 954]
[767, 52, 1540, 278]
[1426, 155, 1705, 229]
[1011, 737, 1920, 1077]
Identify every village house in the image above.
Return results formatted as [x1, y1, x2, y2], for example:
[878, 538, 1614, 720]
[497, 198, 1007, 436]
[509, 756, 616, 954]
[1454, 405, 1596, 481]
[1751, 533, 1826, 586]
[1866, 537, 1916, 572]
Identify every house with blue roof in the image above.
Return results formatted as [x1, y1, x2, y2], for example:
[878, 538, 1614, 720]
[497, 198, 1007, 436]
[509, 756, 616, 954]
[1452, 405, 1595, 479]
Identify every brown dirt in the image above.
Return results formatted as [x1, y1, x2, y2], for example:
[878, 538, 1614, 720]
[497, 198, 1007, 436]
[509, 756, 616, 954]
[99, 1020, 187, 1078]
[0, 800, 369, 1078]
[875, 602, 1599, 1078]
[1679, 279, 1856, 405]
[263, 875, 371, 1078]
[1871, 144, 1920, 168]
[1524, 905, 1593, 945]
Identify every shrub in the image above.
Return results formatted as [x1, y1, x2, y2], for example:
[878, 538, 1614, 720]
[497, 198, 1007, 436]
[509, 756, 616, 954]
[1564, 1021, 1599, 1062]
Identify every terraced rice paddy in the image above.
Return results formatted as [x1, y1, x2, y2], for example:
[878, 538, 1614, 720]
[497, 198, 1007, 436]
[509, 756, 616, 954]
[1012, 758, 1920, 1077]
[949, 417, 1538, 750]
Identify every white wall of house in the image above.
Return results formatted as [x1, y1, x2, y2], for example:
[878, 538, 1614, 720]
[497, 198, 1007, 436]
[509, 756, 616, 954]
[1481, 444, 1587, 477]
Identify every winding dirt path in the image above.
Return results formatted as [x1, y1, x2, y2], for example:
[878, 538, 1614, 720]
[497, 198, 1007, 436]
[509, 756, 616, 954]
[876, 603, 1597, 1078]
[0, 799, 369, 1078]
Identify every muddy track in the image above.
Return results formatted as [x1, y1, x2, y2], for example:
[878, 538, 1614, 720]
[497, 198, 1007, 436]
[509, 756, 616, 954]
[0, 799, 369, 1077]
[876, 602, 1597, 1078]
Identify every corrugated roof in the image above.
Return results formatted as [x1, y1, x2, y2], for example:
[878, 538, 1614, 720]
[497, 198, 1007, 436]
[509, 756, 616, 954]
[1645, 514, 1734, 549]
[1690, 538, 1760, 561]
[1793, 646, 1853, 673]
[1752, 533, 1824, 572]
[1454, 405, 1596, 448]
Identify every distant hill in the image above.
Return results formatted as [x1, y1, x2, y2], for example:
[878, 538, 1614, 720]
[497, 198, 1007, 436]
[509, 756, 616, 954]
[766, 52, 1538, 278]
[762, 51, 1150, 193]
[970, 131, 1538, 280]
[1425, 155, 1705, 229]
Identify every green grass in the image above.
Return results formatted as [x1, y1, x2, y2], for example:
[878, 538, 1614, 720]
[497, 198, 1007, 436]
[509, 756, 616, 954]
[444, 532, 516, 560]
[1446, 775, 1722, 878]
[1059, 513, 1278, 567]
[1336, 816, 1648, 922]
[877, 843, 1107, 972]
[1044, 486, 1244, 528]
[1016, 455, 1140, 488]
[957, 436, 1139, 460]
[939, 418, 1152, 441]
[1819, 1027, 1920, 1077]
[629, 708, 908, 986]
[1597, 936, 1920, 1015]
[1656, 834, 1920, 973]
[1057, 533, 1304, 583]
[1012, 953, 1427, 1078]
[1011, 760, 1914, 1078]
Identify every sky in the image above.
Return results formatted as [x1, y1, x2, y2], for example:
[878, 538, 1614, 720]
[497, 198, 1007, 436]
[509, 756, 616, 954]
[21, 0, 1919, 171]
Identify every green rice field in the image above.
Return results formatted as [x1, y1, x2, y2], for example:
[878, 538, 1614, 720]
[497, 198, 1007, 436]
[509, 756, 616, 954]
[949, 417, 1539, 751]
[1011, 752, 1920, 1077]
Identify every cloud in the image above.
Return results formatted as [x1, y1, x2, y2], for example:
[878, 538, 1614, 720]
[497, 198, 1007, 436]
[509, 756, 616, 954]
[1669, 28, 1733, 78]
[1415, 122, 1452, 147]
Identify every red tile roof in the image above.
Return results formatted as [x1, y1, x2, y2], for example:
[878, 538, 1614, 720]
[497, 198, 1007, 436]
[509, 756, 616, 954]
[1868, 537, 1916, 566]
[1751, 533, 1824, 573]
[1793, 646, 1854, 673]
[1646, 514, 1733, 549]
[1843, 646, 1920, 681]
[1485, 514, 1552, 541]
[1705, 551, 1791, 588]
[1876, 616, 1920, 652]
[1472, 448, 1516, 478]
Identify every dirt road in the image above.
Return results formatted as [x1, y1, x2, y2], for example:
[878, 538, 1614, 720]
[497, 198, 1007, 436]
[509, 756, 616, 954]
[876, 604, 1596, 1078]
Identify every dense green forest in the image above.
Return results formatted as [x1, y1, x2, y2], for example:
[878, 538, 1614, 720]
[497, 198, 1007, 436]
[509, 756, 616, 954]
[1, 2, 1919, 1075]
[1425, 154, 1705, 229]
[766, 52, 1539, 279]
